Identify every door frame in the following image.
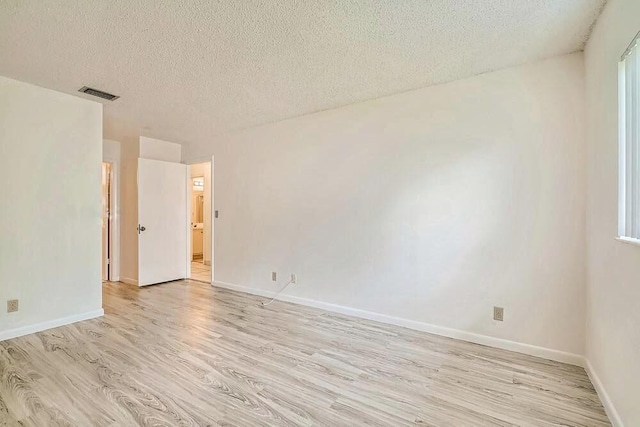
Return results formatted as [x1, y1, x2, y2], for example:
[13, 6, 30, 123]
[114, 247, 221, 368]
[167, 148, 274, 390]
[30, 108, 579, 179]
[185, 166, 192, 280]
[102, 158, 120, 282]
[210, 155, 214, 284]
[185, 157, 214, 284]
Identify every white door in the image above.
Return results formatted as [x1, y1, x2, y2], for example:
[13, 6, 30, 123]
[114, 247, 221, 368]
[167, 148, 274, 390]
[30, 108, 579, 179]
[138, 158, 188, 286]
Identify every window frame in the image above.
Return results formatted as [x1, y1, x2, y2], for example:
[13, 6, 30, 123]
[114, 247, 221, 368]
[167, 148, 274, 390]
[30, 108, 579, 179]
[618, 31, 640, 245]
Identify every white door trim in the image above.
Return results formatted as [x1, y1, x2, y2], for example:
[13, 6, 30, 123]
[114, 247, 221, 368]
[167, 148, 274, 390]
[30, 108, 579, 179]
[210, 155, 214, 283]
[185, 164, 192, 281]
[102, 156, 120, 282]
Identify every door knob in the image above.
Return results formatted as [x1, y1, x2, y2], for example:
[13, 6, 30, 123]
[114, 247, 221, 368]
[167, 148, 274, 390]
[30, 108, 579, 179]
[138, 224, 146, 234]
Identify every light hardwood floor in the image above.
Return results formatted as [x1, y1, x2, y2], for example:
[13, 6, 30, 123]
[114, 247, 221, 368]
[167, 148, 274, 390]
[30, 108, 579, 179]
[191, 261, 211, 283]
[0, 280, 610, 426]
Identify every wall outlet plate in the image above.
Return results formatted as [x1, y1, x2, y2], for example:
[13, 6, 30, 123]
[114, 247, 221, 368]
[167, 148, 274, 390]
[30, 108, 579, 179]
[493, 306, 504, 322]
[7, 299, 18, 313]
[271, 272, 277, 281]
[290, 274, 297, 284]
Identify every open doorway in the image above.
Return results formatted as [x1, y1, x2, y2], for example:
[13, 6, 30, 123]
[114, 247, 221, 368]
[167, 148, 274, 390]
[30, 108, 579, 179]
[189, 162, 212, 283]
[101, 162, 112, 282]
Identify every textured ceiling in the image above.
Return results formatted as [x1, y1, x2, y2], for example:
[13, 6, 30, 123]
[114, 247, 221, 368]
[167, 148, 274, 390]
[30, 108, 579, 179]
[0, 0, 605, 146]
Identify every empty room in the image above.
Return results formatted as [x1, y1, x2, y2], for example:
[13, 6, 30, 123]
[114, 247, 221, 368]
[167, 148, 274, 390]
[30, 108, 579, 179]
[0, 0, 638, 425]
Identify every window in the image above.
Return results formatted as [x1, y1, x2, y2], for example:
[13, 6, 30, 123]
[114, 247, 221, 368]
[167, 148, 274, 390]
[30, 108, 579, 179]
[618, 32, 640, 241]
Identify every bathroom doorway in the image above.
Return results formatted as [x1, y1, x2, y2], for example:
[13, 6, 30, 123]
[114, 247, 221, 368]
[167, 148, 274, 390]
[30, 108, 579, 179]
[189, 162, 212, 283]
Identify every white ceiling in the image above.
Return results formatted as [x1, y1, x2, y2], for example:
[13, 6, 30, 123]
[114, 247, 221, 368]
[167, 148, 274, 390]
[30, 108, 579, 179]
[0, 0, 605, 146]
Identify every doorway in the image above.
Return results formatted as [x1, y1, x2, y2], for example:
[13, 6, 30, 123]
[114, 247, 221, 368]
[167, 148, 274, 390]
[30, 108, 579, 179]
[101, 162, 112, 281]
[189, 162, 212, 283]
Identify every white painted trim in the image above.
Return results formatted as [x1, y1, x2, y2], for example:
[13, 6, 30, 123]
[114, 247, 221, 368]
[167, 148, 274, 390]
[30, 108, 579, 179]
[584, 359, 624, 427]
[103, 156, 120, 282]
[0, 309, 104, 342]
[186, 164, 192, 281]
[210, 155, 214, 283]
[615, 236, 640, 247]
[120, 277, 139, 286]
[184, 155, 214, 165]
[212, 280, 584, 367]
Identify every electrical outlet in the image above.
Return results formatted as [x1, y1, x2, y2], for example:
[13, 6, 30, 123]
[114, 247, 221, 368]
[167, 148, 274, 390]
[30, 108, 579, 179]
[7, 299, 18, 313]
[493, 306, 504, 322]
[271, 272, 277, 281]
[290, 274, 297, 284]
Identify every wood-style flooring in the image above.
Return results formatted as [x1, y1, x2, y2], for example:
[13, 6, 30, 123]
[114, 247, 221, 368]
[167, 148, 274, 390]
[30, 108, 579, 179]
[191, 261, 211, 283]
[0, 280, 610, 426]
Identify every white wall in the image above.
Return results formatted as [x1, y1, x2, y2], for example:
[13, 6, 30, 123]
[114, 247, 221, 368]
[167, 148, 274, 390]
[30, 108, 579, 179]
[183, 54, 587, 356]
[584, 0, 640, 424]
[140, 136, 181, 163]
[103, 139, 120, 162]
[0, 76, 103, 338]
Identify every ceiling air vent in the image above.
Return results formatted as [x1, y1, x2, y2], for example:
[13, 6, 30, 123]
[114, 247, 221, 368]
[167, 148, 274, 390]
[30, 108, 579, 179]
[78, 86, 119, 101]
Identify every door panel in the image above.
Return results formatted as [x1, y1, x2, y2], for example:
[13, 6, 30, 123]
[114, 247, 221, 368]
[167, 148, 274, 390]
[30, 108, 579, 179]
[138, 158, 188, 286]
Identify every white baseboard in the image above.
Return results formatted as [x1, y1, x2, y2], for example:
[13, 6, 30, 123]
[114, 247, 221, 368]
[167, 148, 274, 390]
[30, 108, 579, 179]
[0, 309, 104, 342]
[120, 277, 138, 286]
[212, 280, 584, 367]
[584, 359, 624, 427]
[0, 282, 618, 424]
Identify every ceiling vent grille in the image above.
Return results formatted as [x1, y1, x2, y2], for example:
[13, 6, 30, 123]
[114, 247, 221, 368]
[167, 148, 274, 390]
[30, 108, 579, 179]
[78, 86, 119, 101]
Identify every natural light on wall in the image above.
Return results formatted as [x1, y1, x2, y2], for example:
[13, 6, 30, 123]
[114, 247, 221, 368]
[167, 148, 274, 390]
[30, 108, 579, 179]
[618, 31, 640, 242]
